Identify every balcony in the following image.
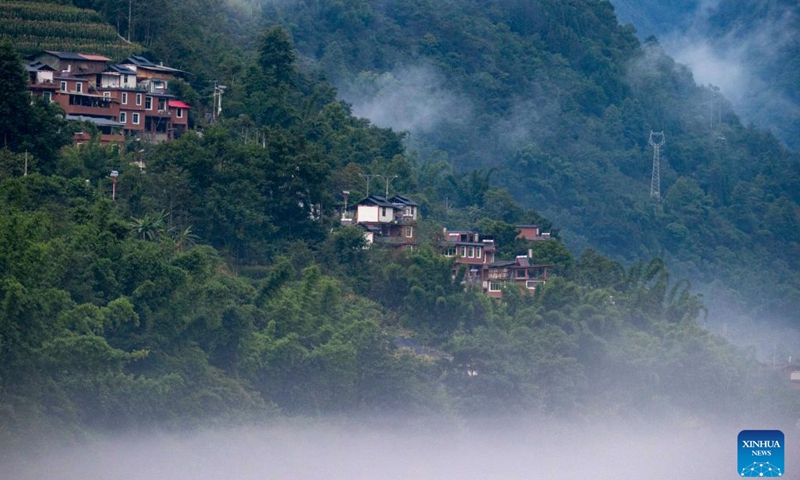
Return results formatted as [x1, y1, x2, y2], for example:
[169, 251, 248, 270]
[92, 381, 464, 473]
[64, 93, 117, 117]
[374, 236, 416, 246]
[395, 215, 417, 225]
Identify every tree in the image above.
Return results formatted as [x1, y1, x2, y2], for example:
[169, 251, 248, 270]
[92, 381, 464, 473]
[0, 38, 32, 152]
[258, 26, 297, 89]
[129, 211, 168, 241]
[0, 39, 70, 170]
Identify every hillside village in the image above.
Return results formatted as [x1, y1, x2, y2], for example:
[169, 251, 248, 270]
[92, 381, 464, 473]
[24, 50, 555, 299]
[348, 193, 554, 298]
[25, 51, 191, 145]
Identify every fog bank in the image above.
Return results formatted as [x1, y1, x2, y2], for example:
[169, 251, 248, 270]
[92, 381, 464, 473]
[4, 419, 797, 479]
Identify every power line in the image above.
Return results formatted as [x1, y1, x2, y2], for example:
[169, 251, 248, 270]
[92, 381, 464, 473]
[380, 175, 398, 197]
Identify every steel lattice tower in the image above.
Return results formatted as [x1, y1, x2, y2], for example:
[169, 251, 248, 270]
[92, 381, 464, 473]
[649, 131, 665, 200]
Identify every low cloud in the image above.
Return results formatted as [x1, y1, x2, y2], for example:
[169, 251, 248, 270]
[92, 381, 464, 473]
[340, 65, 473, 136]
[661, 4, 799, 144]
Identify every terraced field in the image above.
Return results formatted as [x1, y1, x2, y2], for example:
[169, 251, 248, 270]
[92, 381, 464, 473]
[0, 0, 141, 59]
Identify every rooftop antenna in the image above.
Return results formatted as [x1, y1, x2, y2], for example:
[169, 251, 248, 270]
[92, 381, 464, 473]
[358, 173, 377, 196]
[649, 131, 665, 200]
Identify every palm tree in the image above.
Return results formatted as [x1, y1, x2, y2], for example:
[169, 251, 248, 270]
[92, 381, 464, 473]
[130, 210, 168, 241]
[173, 225, 199, 252]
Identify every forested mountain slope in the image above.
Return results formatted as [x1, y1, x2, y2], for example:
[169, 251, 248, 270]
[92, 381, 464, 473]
[252, 0, 800, 335]
[0, 0, 798, 448]
[0, 0, 141, 58]
[1, 20, 797, 445]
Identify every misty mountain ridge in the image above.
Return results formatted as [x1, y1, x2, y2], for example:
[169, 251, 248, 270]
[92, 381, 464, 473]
[255, 0, 800, 330]
[611, 0, 800, 150]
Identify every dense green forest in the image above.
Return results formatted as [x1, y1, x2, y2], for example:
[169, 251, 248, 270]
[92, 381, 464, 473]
[1, 0, 799, 446]
[247, 0, 800, 338]
[71, 0, 800, 337]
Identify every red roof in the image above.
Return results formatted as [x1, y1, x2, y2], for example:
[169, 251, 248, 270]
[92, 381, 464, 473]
[168, 100, 191, 109]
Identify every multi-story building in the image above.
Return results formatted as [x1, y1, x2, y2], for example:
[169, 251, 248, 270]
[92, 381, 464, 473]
[354, 194, 419, 250]
[441, 226, 551, 298]
[516, 224, 552, 241]
[25, 52, 191, 145]
[24, 61, 57, 103]
[29, 51, 110, 76]
[483, 255, 550, 298]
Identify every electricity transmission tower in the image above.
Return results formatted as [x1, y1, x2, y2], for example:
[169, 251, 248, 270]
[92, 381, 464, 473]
[649, 131, 665, 200]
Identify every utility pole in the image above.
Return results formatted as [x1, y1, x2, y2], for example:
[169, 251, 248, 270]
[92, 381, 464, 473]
[649, 131, 665, 200]
[212, 82, 226, 121]
[358, 173, 377, 196]
[110, 170, 119, 201]
[381, 174, 398, 197]
[128, 0, 132, 42]
[23, 151, 28, 176]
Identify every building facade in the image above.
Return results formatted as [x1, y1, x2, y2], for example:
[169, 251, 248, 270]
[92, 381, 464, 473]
[354, 195, 419, 250]
[441, 227, 552, 298]
[25, 52, 191, 145]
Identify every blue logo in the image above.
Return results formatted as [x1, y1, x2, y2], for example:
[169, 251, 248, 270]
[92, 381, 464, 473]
[738, 430, 784, 477]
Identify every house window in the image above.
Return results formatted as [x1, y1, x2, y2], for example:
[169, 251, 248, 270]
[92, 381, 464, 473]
[60, 81, 67, 92]
[526, 280, 541, 290]
[158, 98, 166, 111]
[136, 93, 142, 106]
[404, 226, 413, 238]
[42, 91, 52, 102]
[76, 83, 83, 93]
[468, 246, 474, 258]
[476, 247, 482, 259]
[120, 112, 127, 124]
[443, 247, 456, 257]
[488, 281, 501, 292]
[381, 207, 387, 217]
[516, 269, 526, 278]
[459, 246, 466, 257]
[176, 108, 183, 118]
[121, 92, 128, 105]
[145, 96, 152, 110]
[132, 113, 140, 124]
[103, 91, 111, 98]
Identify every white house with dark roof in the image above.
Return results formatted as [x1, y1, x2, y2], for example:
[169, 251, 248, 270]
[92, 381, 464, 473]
[354, 195, 419, 250]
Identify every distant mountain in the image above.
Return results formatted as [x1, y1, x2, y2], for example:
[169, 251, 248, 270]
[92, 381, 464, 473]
[256, 0, 800, 329]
